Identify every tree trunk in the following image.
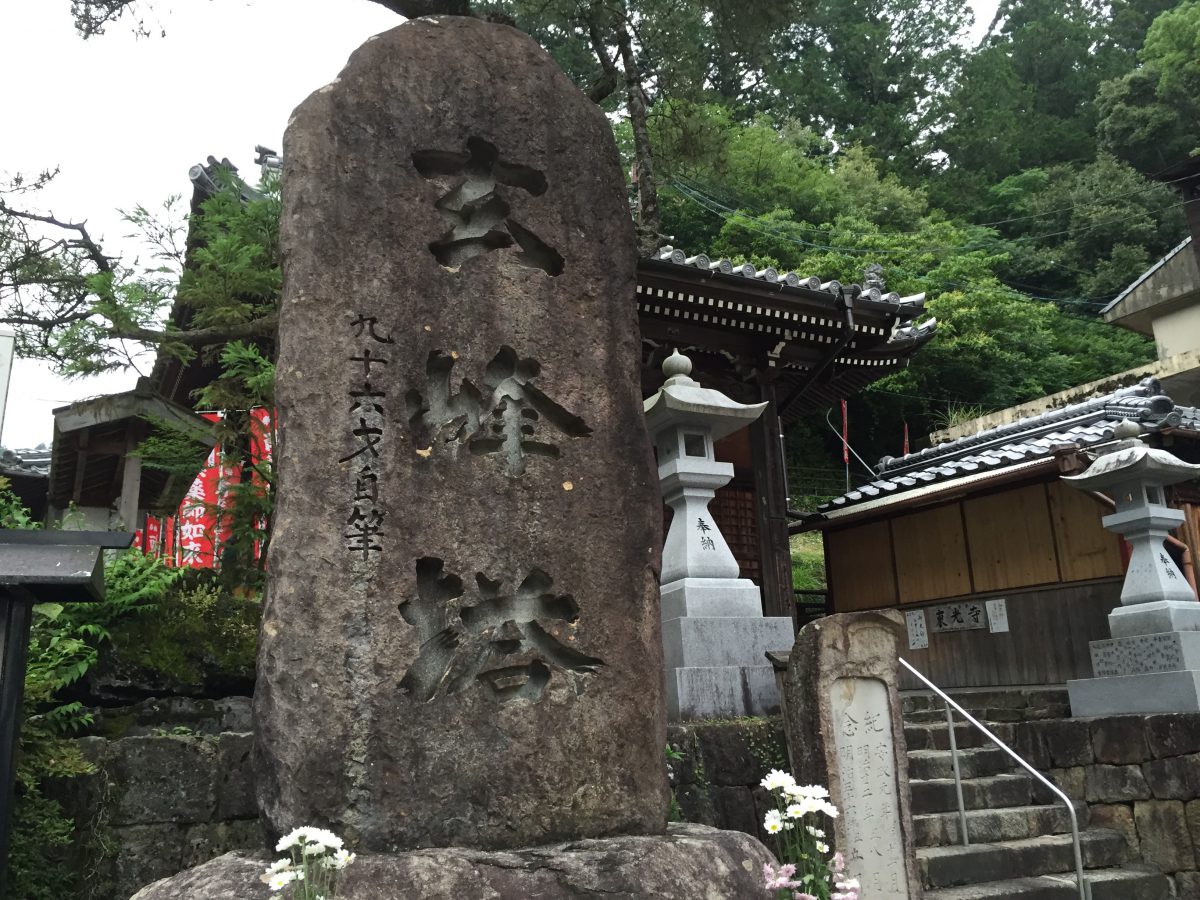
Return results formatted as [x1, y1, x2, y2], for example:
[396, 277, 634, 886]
[614, 13, 662, 258]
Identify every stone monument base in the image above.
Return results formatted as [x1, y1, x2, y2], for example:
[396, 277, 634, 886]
[1069, 670, 1200, 715]
[130, 824, 775, 900]
[660, 578, 794, 719]
[667, 663, 781, 718]
[1068, 624, 1200, 715]
[1108, 599, 1200, 637]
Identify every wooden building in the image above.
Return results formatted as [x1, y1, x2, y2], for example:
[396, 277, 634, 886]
[799, 378, 1200, 688]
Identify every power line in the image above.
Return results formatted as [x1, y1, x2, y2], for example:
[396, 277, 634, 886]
[669, 170, 1193, 237]
[670, 183, 1118, 309]
[672, 177, 1189, 256]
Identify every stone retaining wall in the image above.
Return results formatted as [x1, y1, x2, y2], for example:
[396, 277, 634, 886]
[50, 731, 261, 900]
[665, 717, 788, 837]
[903, 686, 1072, 722]
[40, 705, 780, 899]
[1013, 712, 1200, 894]
[37, 697, 260, 900]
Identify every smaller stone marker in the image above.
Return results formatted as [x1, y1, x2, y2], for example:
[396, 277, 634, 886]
[643, 349, 794, 718]
[0, 529, 134, 890]
[784, 611, 920, 899]
[1064, 421, 1200, 715]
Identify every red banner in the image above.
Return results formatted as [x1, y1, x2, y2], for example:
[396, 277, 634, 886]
[141, 408, 273, 570]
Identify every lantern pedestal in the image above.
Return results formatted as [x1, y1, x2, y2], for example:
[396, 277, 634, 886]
[1063, 427, 1200, 715]
[660, 581, 795, 718]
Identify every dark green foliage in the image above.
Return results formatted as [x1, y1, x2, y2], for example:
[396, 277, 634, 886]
[982, 155, 1186, 301]
[762, 0, 970, 173]
[1097, 0, 1200, 173]
[104, 569, 259, 689]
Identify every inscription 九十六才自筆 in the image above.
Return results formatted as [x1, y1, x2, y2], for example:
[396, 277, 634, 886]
[343, 314, 394, 560]
[399, 557, 604, 703]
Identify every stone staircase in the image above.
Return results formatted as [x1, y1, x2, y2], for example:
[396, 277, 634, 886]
[903, 703, 1171, 899]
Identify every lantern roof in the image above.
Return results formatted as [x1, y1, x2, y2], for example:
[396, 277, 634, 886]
[1062, 432, 1200, 491]
[643, 350, 767, 441]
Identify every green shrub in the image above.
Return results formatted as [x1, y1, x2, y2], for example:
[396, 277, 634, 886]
[4, 485, 182, 900]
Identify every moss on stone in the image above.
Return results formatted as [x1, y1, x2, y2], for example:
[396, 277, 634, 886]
[105, 573, 259, 690]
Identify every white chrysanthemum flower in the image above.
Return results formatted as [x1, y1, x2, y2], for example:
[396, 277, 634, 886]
[764, 809, 784, 834]
[806, 825, 825, 837]
[785, 803, 805, 819]
[276, 828, 306, 852]
[761, 769, 796, 792]
[267, 870, 298, 891]
[785, 782, 831, 800]
[326, 848, 356, 870]
[816, 841, 830, 853]
[305, 828, 344, 850]
[819, 800, 840, 819]
[264, 859, 291, 875]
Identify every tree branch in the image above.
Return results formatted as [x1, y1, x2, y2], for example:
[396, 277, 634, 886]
[585, 10, 620, 104]
[0, 201, 116, 274]
[614, 7, 662, 255]
[108, 315, 278, 348]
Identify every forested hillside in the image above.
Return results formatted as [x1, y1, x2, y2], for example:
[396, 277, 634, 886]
[486, 0, 1199, 491]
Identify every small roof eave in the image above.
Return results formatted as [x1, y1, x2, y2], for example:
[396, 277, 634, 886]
[1102, 236, 1196, 326]
[800, 456, 1060, 530]
[53, 382, 217, 447]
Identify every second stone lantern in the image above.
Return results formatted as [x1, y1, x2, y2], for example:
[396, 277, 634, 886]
[644, 349, 796, 718]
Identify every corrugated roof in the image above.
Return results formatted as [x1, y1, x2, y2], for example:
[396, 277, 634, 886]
[817, 377, 1200, 516]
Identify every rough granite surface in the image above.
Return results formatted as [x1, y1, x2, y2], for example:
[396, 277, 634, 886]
[129, 824, 775, 899]
[784, 611, 922, 898]
[257, 15, 666, 852]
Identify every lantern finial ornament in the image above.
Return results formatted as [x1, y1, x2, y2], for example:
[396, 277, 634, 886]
[662, 348, 693, 381]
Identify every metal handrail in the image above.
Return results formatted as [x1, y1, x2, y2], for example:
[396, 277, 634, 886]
[899, 658, 1092, 900]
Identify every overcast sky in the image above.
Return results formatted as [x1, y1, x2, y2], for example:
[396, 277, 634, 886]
[0, 0, 997, 450]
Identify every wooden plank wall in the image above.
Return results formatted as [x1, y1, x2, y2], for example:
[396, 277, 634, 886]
[892, 504, 971, 603]
[897, 580, 1122, 688]
[826, 478, 1124, 612]
[827, 521, 897, 610]
[1048, 482, 1125, 581]
[962, 484, 1060, 591]
[822, 476, 1131, 687]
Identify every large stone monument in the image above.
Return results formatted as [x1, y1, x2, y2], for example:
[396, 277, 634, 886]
[1066, 422, 1200, 715]
[131, 15, 777, 899]
[644, 349, 794, 718]
[256, 15, 669, 851]
[784, 611, 920, 899]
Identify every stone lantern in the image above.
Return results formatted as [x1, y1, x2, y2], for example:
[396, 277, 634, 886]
[644, 350, 796, 719]
[1064, 420, 1200, 714]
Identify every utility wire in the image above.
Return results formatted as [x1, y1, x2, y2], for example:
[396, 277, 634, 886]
[672, 183, 1117, 309]
[672, 178, 1189, 257]
[669, 170, 1194, 237]
[824, 407, 878, 478]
